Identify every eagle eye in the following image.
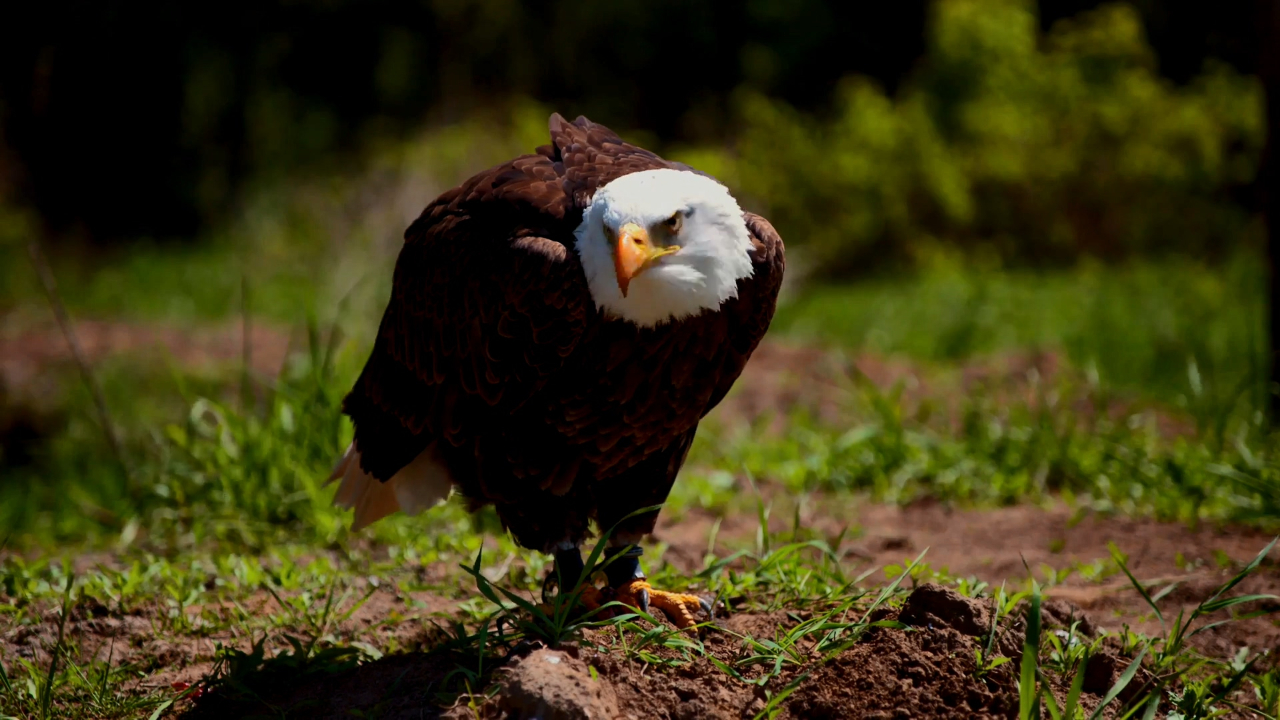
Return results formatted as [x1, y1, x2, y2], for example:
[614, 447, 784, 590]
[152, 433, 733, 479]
[664, 213, 683, 234]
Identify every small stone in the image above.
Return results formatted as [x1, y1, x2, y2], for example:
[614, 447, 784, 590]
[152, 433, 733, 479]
[499, 648, 619, 720]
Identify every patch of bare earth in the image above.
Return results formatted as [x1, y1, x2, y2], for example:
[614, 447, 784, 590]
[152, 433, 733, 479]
[0, 583, 458, 710]
[453, 502, 1274, 719]
[0, 317, 293, 391]
[656, 500, 1280, 656]
[137, 502, 1274, 718]
[171, 584, 1129, 719]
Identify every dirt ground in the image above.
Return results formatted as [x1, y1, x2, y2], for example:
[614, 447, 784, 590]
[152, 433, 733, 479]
[663, 499, 1280, 654]
[0, 316, 293, 390]
[160, 499, 1279, 719]
[2, 319, 1276, 718]
[4, 498, 1272, 719]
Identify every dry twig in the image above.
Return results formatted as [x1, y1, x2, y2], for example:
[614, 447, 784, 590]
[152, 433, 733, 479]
[28, 239, 133, 488]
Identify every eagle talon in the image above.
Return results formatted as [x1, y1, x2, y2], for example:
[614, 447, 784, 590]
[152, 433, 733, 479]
[612, 579, 709, 631]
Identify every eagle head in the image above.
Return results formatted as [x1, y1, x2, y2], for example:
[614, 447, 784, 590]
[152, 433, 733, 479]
[574, 168, 755, 328]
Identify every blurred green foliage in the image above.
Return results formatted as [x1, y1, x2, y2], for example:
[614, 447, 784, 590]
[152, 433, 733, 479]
[774, 253, 1266, 427]
[699, 1, 1263, 273]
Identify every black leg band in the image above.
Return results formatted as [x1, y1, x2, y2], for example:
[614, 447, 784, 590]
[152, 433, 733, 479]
[552, 546, 586, 590]
[602, 544, 645, 587]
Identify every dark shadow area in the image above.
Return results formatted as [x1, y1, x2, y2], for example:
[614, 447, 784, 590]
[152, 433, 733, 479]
[182, 635, 500, 720]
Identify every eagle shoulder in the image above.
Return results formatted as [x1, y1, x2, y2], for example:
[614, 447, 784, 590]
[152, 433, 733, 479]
[699, 211, 785, 417]
[546, 113, 676, 208]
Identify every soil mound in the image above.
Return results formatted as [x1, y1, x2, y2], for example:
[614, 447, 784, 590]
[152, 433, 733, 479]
[464, 585, 1107, 720]
[787, 622, 1013, 719]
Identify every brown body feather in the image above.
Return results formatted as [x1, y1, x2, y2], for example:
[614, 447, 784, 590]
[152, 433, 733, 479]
[340, 115, 785, 551]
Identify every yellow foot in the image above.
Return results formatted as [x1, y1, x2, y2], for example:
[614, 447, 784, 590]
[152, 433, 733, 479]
[576, 584, 605, 612]
[614, 579, 712, 630]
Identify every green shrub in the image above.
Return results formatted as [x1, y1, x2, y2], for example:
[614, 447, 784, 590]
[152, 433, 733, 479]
[701, 0, 1264, 274]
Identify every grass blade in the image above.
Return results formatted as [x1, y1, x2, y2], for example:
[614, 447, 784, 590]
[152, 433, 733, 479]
[858, 548, 929, 625]
[1199, 536, 1277, 611]
[1041, 680, 1063, 720]
[1063, 653, 1087, 719]
[1087, 644, 1148, 720]
[1109, 543, 1163, 625]
[752, 671, 810, 720]
[147, 698, 175, 720]
[1197, 592, 1279, 614]
[1139, 690, 1159, 720]
[38, 569, 75, 720]
[1019, 586, 1042, 720]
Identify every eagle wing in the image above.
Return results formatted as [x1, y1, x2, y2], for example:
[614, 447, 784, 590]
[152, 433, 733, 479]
[343, 156, 594, 482]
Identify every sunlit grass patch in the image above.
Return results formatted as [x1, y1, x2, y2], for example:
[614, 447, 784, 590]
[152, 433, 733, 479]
[2, 477, 1277, 718]
[773, 253, 1267, 429]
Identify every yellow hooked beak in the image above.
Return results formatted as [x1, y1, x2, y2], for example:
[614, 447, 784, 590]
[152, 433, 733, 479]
[614, 222, 679, 297]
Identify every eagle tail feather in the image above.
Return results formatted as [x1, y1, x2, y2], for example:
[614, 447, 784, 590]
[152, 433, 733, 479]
[328, 443, 356, 483]
[329, 442, 454, 531]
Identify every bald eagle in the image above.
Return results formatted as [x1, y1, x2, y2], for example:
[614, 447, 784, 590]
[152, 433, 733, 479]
[329, 114, 784, 628]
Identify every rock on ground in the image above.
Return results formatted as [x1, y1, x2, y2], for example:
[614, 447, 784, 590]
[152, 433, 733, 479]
[498, 648, 619, 720]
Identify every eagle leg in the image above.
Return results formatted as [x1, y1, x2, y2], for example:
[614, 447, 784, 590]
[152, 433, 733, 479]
[538, 546, 608, 618]
[539, 545, 711, 630]
[542, 545, 588, 603]
[601, 545, 712, 631]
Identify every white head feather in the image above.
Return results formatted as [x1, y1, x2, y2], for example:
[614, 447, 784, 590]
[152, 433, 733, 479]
[574, 168, 754, 328]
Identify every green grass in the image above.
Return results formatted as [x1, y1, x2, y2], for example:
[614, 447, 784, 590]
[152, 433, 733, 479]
[775, 252, 1268, 424]
[5, 495, 1275, 718]
[691, 377, 1280, 526]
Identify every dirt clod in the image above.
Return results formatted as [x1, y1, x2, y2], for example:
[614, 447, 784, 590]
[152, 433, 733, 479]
[1042, 598, 1098, 637]
[499, 648, 619, 720]
[899, 583, 991, 637]
[787, 622, 1015, 720]
[1082, 651, 1121, 695]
